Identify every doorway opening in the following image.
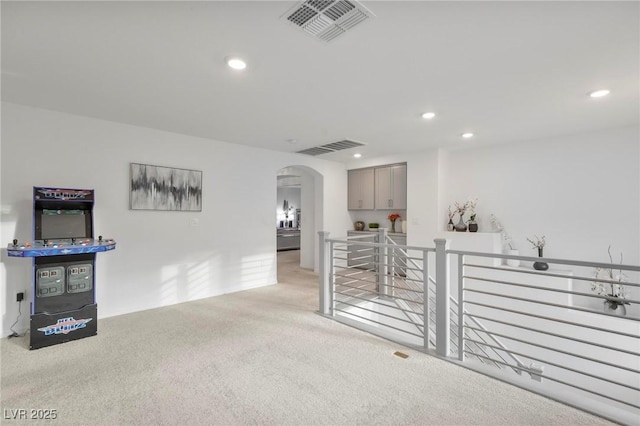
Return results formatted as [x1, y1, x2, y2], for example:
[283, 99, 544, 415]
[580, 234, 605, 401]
[275, 165, 323, 279]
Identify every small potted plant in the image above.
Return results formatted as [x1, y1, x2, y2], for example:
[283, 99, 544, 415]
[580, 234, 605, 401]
[466, 198, 478, 232]
[467, 213, 478, 232]
[592, 246, 630, 316]
[526, 235, 548, 271]
[454, 201, 468, 232]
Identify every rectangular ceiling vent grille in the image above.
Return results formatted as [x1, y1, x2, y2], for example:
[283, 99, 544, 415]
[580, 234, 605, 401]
[296, 139, 365, 156]
[282, 0, 374, 42]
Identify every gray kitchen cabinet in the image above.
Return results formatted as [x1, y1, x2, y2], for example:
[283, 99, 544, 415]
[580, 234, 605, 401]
[277, 229, 300, 251]
[374, 164, 407, 210]
[348, 168, 375, 210]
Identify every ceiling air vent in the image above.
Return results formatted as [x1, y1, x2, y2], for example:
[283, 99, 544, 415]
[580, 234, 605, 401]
[296, 139, 365, 156]
[282, 0, 375, 42]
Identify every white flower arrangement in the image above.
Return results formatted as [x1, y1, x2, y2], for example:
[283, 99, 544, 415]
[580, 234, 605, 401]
[592, 246, 630, 306]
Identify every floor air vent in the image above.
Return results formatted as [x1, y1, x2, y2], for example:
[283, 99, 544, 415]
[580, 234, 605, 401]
[282, 0, 375, 42]
[296, 139, 365, 156]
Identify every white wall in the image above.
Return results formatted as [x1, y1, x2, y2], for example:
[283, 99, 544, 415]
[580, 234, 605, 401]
[0, 103, 351, 336]
[347, 126, 639, 265]
[442, 126, 640, 265]
[347, 126, 639, 314]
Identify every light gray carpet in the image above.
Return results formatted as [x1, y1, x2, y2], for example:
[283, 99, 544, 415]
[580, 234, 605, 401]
[1, 250, 611, 425]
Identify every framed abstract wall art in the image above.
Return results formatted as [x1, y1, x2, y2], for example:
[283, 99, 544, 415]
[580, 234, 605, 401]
[130, 163, 202, 211]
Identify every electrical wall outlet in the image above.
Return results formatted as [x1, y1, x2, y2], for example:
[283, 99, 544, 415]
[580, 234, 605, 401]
[16, 292, 24, 302]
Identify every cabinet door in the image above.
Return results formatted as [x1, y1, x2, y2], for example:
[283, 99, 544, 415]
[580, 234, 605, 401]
[375, 165, 407, 210]
[374, 167, 392, 209]
[390, 164, 407, 210]
[348, 168, 374, 210]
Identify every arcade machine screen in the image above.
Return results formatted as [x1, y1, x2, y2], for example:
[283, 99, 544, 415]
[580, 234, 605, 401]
[39, 210, 90, 240]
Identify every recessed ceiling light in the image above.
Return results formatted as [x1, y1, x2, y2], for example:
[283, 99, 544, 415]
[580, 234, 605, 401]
[422, 112, 436, 119]
[353, 153, 362, 158]
[461, 132, 474, 139]
[589, 89, 610, 98]
[225, 56, 247, 70]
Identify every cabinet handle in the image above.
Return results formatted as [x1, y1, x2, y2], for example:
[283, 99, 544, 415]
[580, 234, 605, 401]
[388, 199, 392, 207]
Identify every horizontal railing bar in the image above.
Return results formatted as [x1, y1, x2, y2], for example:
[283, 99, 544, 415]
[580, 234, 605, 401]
[460, 327, 520, 374]
[347, 252, 375, 259]
[466, 313, 640, 357]
[334, 272, 377, 282]
[333, 292, 425, 317]
[334, 308, 424, 338]
[394, 264, 421, 275]
[343, 234, 379, 240]
[464, 325, 640, 374]
[333, 264, 376, 273]
[335, 283, 424, 306]
[463, 351, 640, 410]
[464, 288, 640, 322]
[465, 300, 639, 339]
[334, 269, 377, 279]
[327, 238, 436, 253]
[333, 275, 378, 287]
[336, 280, 423, 298]
[335, 278, 370, 289]
[335, 290, 377, 304]
[392, 264, 421, 273]
[464, 275, 640, 305]
[461, 314, 528, 370]
[334, 277, 377, 290]
[381, 284, 424, 295]
[449, 249, 640, 272]
[466, 338, 640, 392]
[464, 263, 640, 288]
[335, 300, 425, 329]
[336, 284, 388, 295]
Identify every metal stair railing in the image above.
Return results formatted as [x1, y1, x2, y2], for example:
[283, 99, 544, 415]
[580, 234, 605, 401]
[386, 236, 526, 373]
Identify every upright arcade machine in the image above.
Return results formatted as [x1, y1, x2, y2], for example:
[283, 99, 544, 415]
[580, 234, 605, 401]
[7, 187, 116, 349]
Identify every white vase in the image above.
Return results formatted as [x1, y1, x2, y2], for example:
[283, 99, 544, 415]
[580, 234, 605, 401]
[401, 220, 407, 233]
[506, 249, 520, 267]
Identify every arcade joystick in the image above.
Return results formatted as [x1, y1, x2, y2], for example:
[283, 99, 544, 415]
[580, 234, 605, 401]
[98, 235, 103, 244]
[12, 239, 18, 248]
[43, 239, 49, 246]
[71, 238, 76, 245]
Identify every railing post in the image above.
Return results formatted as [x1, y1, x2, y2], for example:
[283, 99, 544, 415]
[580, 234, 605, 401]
[377, 228, 388, 297]
[318, 231, 331, 315]
[434, 238, 450, 357]
[423, 249, 430, 350]
[458, 254, 465, 362]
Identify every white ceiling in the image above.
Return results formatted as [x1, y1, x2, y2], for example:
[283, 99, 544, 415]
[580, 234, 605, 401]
[2, 1, 639, 163]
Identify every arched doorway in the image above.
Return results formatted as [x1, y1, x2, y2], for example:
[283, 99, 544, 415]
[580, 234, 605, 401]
[276, 165, 323, 272]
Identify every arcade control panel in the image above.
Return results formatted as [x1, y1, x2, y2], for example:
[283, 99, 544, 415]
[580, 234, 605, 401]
[7, 236, 116, 257]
